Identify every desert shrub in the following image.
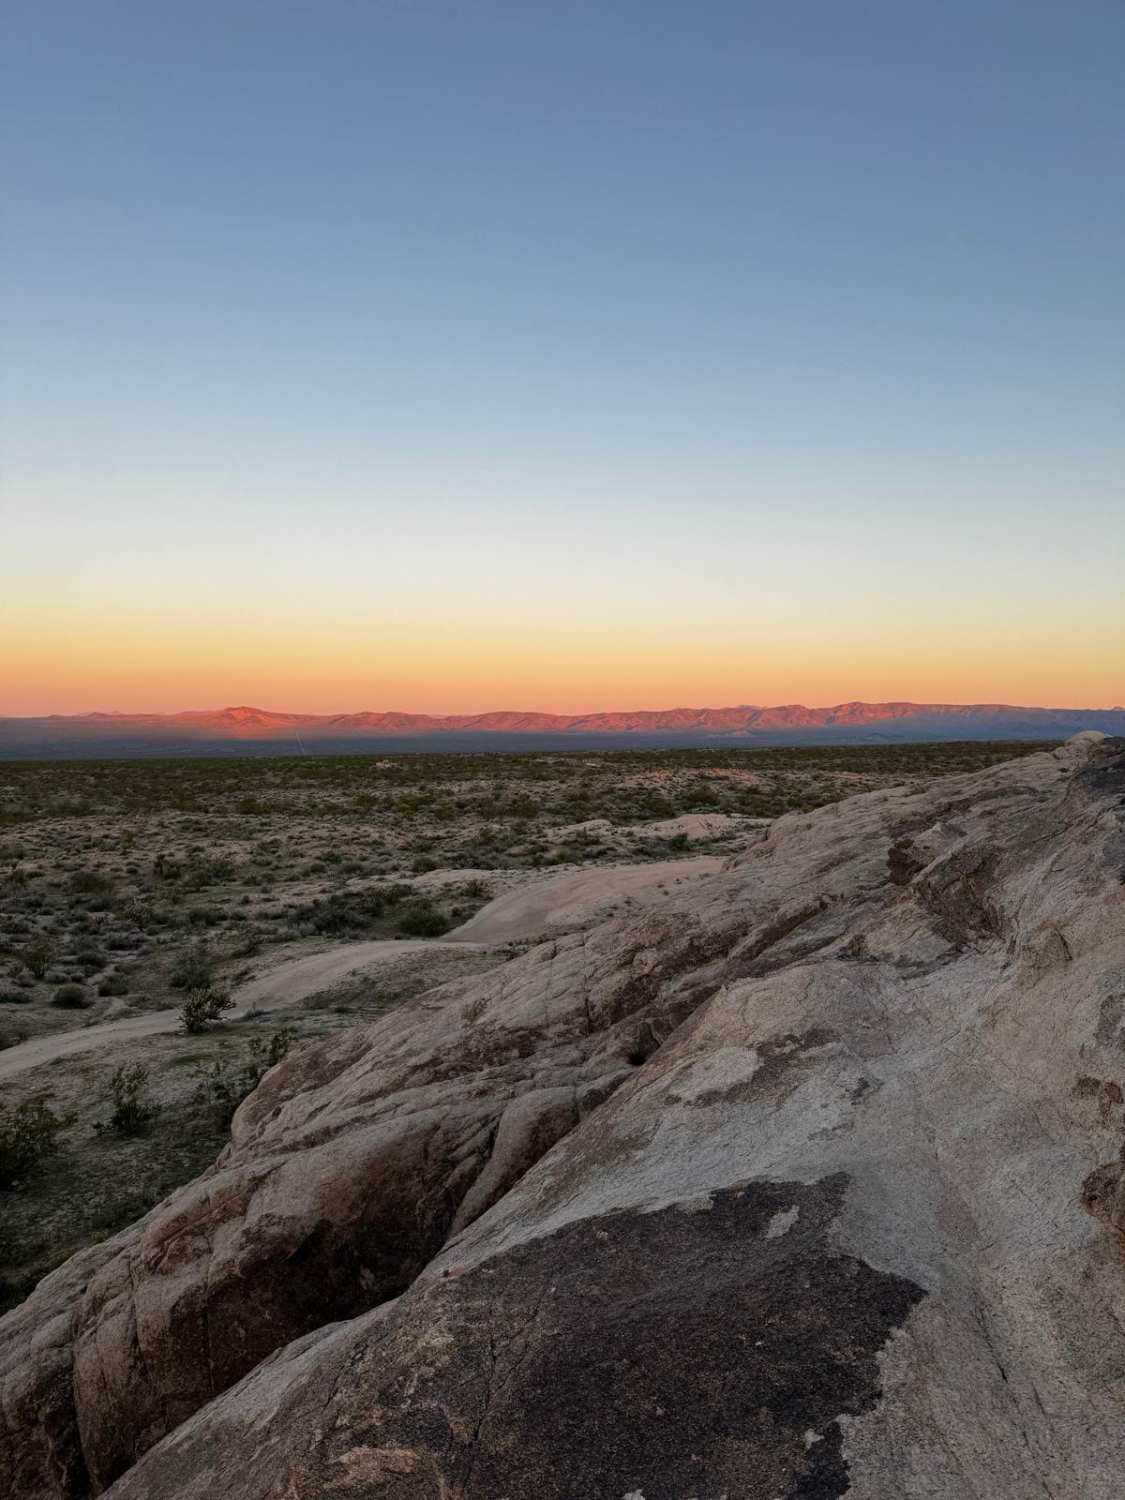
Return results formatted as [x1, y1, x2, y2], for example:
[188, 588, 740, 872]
[638, 795, 675, 820]
[242, 1025, 295, 1084]
[74, 947, 106, 973]
[397, 903, 450, 937]
[231, 930, 264, 958]
[99, 1062, 158, 1136]
[181, 855, 236, 892]
[21, 940, 53, 979]
[295, 883, 409, 936]
[0, 1099, 75, 1189]
[117, 894, 153, 929]
[68, 869, 112, 896]
[0, 989, 31, 1005]
[169, 944, 214, 990]
[179, 986, 234, 1034]
[51, 983, 89, 1009]
[194, 1027, 296, 1128]
[186, 906, 224, 928]
[97, 973, 129, 997]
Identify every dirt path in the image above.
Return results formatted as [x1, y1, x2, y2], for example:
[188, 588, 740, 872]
[0, 856, 722, 1083]
[0, 941, 487, 1084]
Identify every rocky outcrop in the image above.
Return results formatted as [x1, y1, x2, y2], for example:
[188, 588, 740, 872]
[3, 734, 1125, 1499]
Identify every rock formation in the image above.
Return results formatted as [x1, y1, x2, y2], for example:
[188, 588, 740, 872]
[2, 733, 1124, 1498]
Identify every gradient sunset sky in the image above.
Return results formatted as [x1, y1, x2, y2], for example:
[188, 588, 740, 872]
[3, 0, 1123, 716]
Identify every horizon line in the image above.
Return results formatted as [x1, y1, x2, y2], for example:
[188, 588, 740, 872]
[7, 697, 1125, 722]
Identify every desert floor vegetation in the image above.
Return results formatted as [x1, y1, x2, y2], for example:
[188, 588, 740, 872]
[0, 944, 495, 1314]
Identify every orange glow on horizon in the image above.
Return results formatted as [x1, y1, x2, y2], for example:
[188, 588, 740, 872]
[4, 595, 1122, 717]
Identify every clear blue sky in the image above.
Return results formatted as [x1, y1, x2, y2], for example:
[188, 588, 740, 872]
[3, 1, 1123, 712]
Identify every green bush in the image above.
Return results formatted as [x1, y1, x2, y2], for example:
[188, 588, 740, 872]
[397, 903, 451, 937]
[152, 852, 181, 882]
[0, 1099, 75, 1189]
[293, 883, 410, 936]
[51, 983, 89, 1009]
[117, 894, 153, 929]
[21, 940, 53, 979]
[169, 944, 214, 991]
[179, 986, 234, 1033]
[181, 855, 236, 892]
[100, 1063, 158, 1136]
[194, 1027, 296, 1128]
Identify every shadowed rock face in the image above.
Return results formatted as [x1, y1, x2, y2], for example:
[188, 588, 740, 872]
[97, 1177, 924, 1500]
[3, 735, 1125, 1499]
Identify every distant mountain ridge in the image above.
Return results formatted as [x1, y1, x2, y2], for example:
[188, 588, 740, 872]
[2, 700, 1124, 757]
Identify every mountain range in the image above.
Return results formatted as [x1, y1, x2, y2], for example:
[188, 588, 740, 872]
[1, 700, 1123, 756]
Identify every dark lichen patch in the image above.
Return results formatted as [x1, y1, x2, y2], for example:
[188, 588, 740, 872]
[1076, 743, 1125, 801]
[1073, 1075, 1124, 1125]
[330, 1175, 925, 1499]
[913, 848, 1004, 948]
[754, 1025, 839, 1080]
[1082, 1149, 1125, 1237]
[1096, 994, 1125, 1050]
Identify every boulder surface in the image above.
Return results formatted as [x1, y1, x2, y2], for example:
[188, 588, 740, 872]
[3, 734, 1124, 1499]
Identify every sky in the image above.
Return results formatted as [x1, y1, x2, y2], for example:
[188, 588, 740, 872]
[2, 0, 1123, 715]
